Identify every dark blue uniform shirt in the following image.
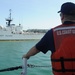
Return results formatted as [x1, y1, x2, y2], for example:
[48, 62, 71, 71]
[36, 29, 55, 53]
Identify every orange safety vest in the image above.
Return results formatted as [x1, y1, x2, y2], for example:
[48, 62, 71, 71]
[51, 24, 75, 75]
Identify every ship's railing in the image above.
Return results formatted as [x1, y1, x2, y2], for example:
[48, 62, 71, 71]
[21, 58, 27, 75]
[0, 58, 51, 75]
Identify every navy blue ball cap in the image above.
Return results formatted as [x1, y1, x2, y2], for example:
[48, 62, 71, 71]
[58, 2, 75, 15]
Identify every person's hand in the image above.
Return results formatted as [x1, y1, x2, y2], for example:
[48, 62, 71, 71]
[22, 54, 30, 59]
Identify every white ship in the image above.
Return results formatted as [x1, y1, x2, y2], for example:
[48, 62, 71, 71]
[0, 10, 45, 41]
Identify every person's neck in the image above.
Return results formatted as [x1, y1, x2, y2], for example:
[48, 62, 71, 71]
[62, 19, 75, 24]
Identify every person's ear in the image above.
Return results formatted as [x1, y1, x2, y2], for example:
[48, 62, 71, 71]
[60, 13, 64, 20]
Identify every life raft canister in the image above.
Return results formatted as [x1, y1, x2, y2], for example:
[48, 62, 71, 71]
[51, 25, 75, 75]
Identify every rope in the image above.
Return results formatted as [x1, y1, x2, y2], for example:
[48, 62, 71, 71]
[0, 66, 22, 72]
[0, 64, 51, 72]
[27, 64, 51, 68]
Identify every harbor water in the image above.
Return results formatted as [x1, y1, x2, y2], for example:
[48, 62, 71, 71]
[0, 40, 53, 75]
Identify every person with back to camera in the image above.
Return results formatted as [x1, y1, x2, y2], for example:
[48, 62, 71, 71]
[22, 2, 75, 75]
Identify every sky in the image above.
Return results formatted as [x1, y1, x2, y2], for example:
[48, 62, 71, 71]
[0, 0, 75, 30]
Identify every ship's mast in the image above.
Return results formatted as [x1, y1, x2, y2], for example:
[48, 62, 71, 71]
[6, 9, 12, 26]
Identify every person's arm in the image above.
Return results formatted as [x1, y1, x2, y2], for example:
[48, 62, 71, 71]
[22, 46, 40, 59]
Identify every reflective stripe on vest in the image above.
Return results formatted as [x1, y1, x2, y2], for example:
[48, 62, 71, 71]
[51, 24, 75, 75]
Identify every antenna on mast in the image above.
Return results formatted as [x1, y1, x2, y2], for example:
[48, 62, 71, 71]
[6, 9, 13, 26]
[9, 9, 12, 20]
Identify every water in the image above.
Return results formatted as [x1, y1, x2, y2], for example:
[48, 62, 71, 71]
[0, 40, 53, 75]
